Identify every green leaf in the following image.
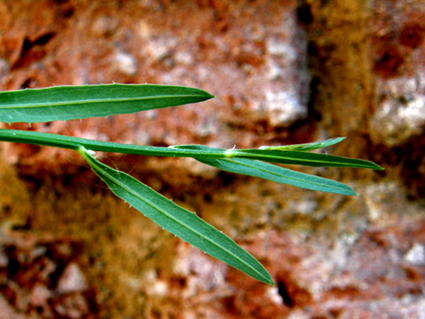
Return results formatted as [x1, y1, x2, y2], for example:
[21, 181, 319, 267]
[199, 159, 356, 195]
[171, 144, 384, 170]
[78, 146, 274, 285]
[0, 84, 214, 123]
[259, 137, 346, 151]
[171, 145, 356, 195]
[226, 149, 384, 170]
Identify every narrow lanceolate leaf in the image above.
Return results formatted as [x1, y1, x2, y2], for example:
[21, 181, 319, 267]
[226, 149, 384, 170]
[172, 144, 384, 170]
[197, 158, 356, 195]
[170, 145, 356, 195]
[78, 146, 273, 285]
[0, 84, 214, 123]
[259, 137, 346, 151]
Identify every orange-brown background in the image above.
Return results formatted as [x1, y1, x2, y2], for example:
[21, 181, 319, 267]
[1, 0, 425, 318]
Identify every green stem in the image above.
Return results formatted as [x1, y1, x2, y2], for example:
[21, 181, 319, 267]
[0, 129, 383, 170]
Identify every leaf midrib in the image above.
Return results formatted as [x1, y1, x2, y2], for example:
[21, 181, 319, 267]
[0, 94, 205, 109]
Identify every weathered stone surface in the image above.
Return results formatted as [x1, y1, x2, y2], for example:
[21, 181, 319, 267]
[369, 0, 425, 147]
[0, 0, 424, 318]
[0, 222, 99, 318]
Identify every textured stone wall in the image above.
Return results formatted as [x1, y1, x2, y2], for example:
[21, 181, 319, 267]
[0, 0, 425, 318]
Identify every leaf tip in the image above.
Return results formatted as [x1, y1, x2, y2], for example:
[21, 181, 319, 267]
[259, 273, 275, 285]
[365, 162, 385, 171]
